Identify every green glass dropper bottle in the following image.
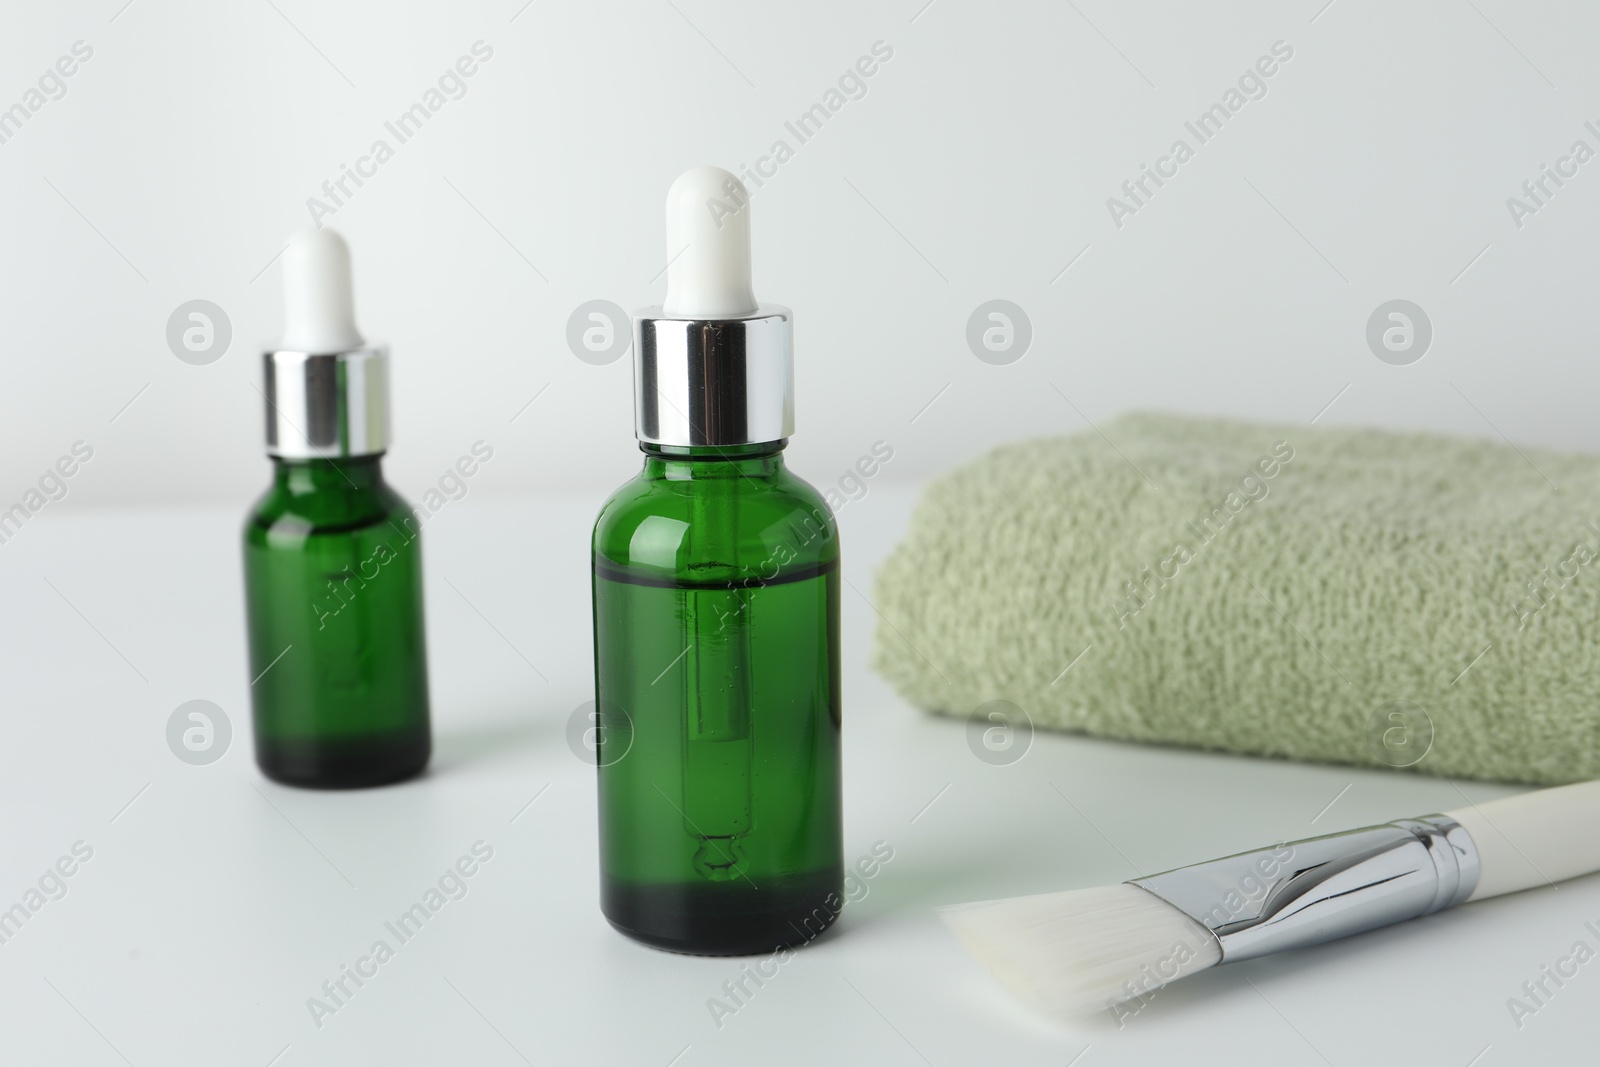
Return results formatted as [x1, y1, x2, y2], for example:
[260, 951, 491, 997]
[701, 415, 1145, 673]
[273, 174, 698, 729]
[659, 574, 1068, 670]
[243, 227, 431, 788]
[592, 167, 843, 954]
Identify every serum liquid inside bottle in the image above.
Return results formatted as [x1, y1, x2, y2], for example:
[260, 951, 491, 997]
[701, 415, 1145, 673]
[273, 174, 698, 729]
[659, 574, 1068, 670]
[243, 228, 432, 788]
[592, 167, 844, 954]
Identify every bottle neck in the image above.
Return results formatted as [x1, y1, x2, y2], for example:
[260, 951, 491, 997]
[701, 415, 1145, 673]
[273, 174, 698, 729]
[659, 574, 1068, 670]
[639, 440, 786, 482]
[271, 454, 386, 494]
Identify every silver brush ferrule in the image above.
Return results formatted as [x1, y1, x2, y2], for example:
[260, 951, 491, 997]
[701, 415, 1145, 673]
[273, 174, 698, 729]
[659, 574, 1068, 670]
[262, 346, 390, 459]
[1130, 815, 1479, 964]
[632, 307, 793, 447]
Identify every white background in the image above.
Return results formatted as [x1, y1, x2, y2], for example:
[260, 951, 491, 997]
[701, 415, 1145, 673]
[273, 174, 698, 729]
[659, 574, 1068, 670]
[3, 1, 1599, 509]
[2, 2, 1599, 1065]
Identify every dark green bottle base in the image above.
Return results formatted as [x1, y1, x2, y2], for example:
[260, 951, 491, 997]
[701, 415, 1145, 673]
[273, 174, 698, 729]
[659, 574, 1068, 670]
[255, 731, 430, 790]
[602, 866, 844, 956]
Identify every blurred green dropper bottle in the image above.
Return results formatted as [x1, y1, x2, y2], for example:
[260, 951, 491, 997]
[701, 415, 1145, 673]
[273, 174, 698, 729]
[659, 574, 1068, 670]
[242, 228, 431, 788]
[592, 167, 843, 954]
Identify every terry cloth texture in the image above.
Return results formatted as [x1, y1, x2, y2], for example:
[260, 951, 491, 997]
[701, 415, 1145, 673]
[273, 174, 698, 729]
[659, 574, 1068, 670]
[872, 412, 1600, 785]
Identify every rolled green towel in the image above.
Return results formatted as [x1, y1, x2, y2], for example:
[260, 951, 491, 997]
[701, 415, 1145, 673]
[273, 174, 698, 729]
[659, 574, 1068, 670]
[872, 412, 1600, 785]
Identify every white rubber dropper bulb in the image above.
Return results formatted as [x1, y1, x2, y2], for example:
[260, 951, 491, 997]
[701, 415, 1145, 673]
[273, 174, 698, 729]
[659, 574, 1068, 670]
[662, 166, 759, 319]
[280, 227, 365, 352]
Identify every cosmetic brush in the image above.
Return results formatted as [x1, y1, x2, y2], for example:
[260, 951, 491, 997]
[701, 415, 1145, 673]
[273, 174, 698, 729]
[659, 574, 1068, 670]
[941, 779, 1600, 1017]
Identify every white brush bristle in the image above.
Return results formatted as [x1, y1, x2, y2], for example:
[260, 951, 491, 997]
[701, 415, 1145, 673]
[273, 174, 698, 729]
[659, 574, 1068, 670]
[940, 883, 1222, 1018]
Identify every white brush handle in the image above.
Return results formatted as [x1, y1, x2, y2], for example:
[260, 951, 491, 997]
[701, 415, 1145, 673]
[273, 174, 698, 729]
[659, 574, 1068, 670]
[1446, 780, 1600, 901]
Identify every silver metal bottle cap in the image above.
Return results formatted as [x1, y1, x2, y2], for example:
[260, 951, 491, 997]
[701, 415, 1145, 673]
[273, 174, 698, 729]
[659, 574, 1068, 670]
[632, 306, 793, 447]
[262, 345, 390, 459]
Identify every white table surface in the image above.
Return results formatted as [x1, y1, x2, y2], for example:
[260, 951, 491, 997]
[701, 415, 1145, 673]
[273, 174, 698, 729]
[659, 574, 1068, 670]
[0, 481, 1591, 1067]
